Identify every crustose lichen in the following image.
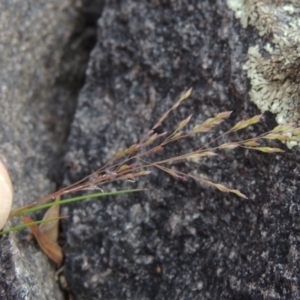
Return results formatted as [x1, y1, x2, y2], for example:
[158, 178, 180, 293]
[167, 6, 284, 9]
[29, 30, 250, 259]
[227, 0, 300, 147]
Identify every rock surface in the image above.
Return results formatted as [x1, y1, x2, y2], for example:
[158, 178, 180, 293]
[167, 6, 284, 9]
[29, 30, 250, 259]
[62, 1, 300, 299]
[0, 1, 101, 299]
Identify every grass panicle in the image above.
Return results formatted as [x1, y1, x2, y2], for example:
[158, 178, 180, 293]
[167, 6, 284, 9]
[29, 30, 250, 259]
[2, 88, 299, 235]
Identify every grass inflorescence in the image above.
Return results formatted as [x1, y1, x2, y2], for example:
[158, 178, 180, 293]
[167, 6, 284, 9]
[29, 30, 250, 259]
[3, 88, 300, 236]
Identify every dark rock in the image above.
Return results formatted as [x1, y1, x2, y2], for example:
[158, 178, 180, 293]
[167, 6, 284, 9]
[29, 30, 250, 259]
[63, 1, 300, 299]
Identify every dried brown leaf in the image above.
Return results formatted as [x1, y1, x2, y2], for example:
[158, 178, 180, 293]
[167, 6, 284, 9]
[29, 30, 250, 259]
[39, 197, 60, 242]
[23, 217, 63, 266]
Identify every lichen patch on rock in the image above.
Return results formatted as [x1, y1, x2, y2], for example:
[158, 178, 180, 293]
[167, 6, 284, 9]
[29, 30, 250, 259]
[227, 0, 300, 147]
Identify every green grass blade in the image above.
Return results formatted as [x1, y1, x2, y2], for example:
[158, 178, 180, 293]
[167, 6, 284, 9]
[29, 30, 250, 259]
[0, 217, 62, 236]
[1, 189, 143, 235]
[12, 189, 144, 217]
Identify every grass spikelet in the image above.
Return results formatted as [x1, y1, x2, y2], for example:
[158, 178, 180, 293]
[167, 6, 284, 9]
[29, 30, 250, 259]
[143, 133, 158, 146]
[149, 146, 164, 154]
[263, 133, 298, 142]
[154, 88, 193, 129]
[292, 128, 300, 136]
[124, 144, 140, 155]
[218, 143, 239, 149]
[192, 112, 231, 133]
[231, 189, 248, 199]
[271, 124, 294, 133]
[114, 149, 125, 160]
[176, 114, 192, 132]
[155, 165, 187, 181]
[165, 132, 183, 143]
[153, 111, 170, 130]
[231, 115, 262, 131]
[178, 88, 193, 102]
[243, 140, 260, 147]
[214, 111, 232, 120]
[186, 151, 217, 161]
[117, 165, 132, 173]
[250, 147, 285, 153]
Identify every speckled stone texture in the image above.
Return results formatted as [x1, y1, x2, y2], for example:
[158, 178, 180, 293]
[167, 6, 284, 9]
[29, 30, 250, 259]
[0, 1, 101, 299]
[62, 1, 300, 299]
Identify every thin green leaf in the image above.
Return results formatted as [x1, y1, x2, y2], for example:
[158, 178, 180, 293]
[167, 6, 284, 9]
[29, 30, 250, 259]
[12, 189, 144, 217]
[0, 217, 64, 236]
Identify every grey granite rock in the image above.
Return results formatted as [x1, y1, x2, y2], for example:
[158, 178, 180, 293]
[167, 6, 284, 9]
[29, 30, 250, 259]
[62, 1, 300, 299]
[0, 0, 102, 299]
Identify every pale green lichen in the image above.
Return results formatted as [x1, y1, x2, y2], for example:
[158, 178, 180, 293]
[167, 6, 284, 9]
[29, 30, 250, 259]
[227, 0, 300, 147]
